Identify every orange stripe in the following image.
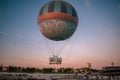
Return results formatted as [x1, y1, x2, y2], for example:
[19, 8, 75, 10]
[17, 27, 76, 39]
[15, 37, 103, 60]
[38, 12, 78, 25]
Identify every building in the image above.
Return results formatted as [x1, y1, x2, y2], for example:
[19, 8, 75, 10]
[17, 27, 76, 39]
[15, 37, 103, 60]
[101, 66, 120, 80]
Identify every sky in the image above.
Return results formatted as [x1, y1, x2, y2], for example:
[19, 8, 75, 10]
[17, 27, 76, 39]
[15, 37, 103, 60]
[0, 0, 120, 69]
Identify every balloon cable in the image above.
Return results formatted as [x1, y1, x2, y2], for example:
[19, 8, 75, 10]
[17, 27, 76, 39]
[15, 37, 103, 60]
[44, 37, 55, 56]
[57, 39, 70, 57]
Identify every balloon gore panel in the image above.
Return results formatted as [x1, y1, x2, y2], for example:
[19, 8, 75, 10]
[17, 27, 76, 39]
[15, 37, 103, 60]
[38, 0, 78, 41]
[38, 19, 76, 41]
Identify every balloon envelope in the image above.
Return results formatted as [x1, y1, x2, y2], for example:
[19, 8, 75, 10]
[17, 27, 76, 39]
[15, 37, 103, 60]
[38, 0, 78, 41]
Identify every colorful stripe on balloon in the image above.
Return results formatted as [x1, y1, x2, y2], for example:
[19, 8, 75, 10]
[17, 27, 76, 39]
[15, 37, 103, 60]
[39, 0, 78, 21]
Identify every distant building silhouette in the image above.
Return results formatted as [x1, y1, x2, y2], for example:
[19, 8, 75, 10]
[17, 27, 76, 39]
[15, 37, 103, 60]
[87, 63, 92, 69]
[101, 66, 120, 80]
[0, 64, 8, 72]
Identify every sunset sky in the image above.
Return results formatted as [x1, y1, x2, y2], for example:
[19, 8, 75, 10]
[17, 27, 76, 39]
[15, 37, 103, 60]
[0, 0, 120, 69]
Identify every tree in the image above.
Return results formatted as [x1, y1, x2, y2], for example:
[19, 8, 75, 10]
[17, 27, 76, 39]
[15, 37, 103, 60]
[57, 68, 64, 73]
[64, 68, 73, 73]
[42, 68, 55, 73]
[8, 66, 16, 72]
[0, 66, 2, 72]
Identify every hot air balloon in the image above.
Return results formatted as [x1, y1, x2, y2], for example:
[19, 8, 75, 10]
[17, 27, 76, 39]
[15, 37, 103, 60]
[37, 0, 78, 65]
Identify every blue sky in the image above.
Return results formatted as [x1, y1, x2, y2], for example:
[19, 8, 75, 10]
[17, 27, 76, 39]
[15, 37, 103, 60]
[0, 0, 120, 69]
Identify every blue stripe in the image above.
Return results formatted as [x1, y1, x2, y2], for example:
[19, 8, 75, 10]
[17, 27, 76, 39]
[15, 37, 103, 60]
[48, 1, 55, 12]
[54, 0, 61, 12]
[67, 4, 72, 16]
[61, 1, 67, 13]
[43, 3, 49, 14]
[72, 7, 77, 19]
[39, 6, 44, 15]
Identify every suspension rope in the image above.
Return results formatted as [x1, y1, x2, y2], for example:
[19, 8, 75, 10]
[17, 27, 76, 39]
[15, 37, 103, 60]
[57, 39, 70, 56]
[43, 37, 71, 57]
[44, 37, 55, 56]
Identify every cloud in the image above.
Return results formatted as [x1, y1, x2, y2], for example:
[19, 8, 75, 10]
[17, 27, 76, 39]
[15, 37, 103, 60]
[0, 32, 7, 40]
[0, 32, 7, 36]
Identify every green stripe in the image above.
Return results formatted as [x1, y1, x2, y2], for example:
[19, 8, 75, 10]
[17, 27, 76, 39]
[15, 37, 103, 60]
[54, 0, 61, 12]
[67, 4, 72, 16]
[43, 3, 49, 14]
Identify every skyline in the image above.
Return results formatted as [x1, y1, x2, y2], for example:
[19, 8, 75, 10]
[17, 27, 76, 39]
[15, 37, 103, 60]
[0, 0, 120, 69]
